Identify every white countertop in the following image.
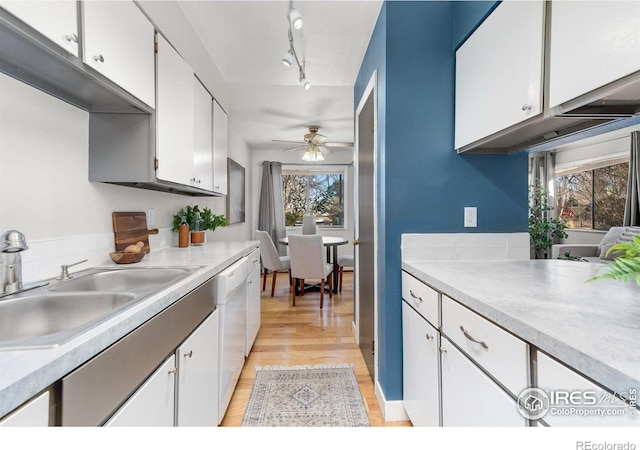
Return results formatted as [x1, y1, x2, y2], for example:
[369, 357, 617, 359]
[0, 240, 258, 419]
[401, 259, 640, 396]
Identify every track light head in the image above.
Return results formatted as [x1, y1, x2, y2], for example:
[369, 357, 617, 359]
[282, 50, 293, 67]
[299, 69, 310, 90]
[288, 8, 303, 30]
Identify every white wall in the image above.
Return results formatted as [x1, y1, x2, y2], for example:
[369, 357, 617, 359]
[250, 147, 356, 259]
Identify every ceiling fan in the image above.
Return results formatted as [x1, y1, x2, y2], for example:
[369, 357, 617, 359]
[273, 126, 353, 161]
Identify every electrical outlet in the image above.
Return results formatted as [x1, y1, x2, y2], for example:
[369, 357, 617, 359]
[147, 208, 155, 227]
[464, 207, 477, 227]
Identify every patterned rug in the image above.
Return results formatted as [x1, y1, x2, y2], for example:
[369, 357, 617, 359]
[241, 363, 371, 427]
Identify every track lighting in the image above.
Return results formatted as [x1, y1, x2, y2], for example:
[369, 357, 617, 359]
[282, 48, 293, 67]
[282, 1, 310, 90]
[288, 8, 303, 30]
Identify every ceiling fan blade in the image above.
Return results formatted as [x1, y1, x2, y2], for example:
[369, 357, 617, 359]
[283, 145, 308, 152]
[273, 139, 306, 144]
[318, 146, 333, 154]
[324, 142, 354, 148]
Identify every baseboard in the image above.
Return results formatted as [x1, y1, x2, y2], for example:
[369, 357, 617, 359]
[375, 380, 410, 423]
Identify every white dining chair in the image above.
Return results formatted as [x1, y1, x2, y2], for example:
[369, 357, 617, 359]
[288, 234, 333, 308]
[302, 215, 317, 235]
[337, 254, 354, 293]
[254, 230, 291, 297]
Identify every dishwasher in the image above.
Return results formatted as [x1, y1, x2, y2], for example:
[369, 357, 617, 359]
[214, 256, 248, 424]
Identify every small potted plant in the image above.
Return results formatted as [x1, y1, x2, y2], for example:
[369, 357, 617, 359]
[172, 205, 229, 246]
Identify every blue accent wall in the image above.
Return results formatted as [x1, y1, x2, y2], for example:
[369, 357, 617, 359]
[355, 1, 528, 404]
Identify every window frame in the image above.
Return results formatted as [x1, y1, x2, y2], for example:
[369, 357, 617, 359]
[281, 164, 350, 231]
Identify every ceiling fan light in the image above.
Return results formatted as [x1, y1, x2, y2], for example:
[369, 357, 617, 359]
[288, 9, 303, 30]
[302, 146, 323, 162]
[282, 50, 293, 67]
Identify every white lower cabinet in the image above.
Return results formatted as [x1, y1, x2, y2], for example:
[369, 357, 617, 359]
[105, 310, 219, 427]
[402, 301, 440, 426]
[104, 355, 176, 427]
[440, 337, 526, 427]
[176, 310, 219, 426]
[245, 249, 261, 356]
[0, 390, 49, 427]
[536, 351, 640, 427]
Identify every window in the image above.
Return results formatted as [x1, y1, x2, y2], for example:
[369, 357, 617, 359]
[555, 162, 629, 230]
[282, 165, 348, 229]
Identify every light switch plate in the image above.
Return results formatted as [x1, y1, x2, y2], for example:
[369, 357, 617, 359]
[147, 208, 155, 227]
[464, 207, 477, 227]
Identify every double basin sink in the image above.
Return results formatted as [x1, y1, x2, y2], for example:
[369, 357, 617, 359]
[0, 266, 201, 350]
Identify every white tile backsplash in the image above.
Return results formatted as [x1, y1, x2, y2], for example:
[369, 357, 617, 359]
[402, 232, 530, 262]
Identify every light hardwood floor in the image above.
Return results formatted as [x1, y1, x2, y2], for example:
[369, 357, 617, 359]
[220, 270, 412, 427]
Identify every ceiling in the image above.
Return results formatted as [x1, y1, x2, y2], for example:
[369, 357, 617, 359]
[177, 0, 383, 153]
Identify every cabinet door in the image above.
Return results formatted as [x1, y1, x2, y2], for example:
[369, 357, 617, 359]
[176, 310, 219, 427]
[549, 1, 640, 109]
[440, 337, 526, 426]
[156, 34, 194, 186]
[82, 0, 155, 108]
[212, 100, 228, 195]
[245, 264, 261, 356]
[104, 355, 176, 427]
[455, 1, 544, 150]
[402, 301, 440, 427]
[0, 1, 78, 56]
[537, 351, 640, 427]
[0, 391, 49, 427]
[193, 78, 214, 191]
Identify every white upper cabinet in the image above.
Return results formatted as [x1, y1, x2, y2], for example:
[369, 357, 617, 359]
[193, 78, 214, 192]
[0, 1, 78, 56]
[156, 33, 195, 187]
[455, 1, 545, 150]
[82, 0, 155, 108]
[212, 100, 228, 195]
[549, 1, 640, 109]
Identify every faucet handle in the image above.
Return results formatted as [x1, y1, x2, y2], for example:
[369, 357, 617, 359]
[56, 259, 88, 280]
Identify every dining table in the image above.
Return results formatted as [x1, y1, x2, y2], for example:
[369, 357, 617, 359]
[278, 235, 349, 294]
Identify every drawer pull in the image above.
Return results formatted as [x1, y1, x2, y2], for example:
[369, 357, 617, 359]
[184, 350, 193, 358]
[425, 333, 434, 340]
[460, 325, 489, 349]
[439, 347, 447, 354]
[409, 290, 423, 303]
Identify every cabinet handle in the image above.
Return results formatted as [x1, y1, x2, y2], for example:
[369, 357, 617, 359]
[64, 33, 78, 43]
[214, 185, 220, 190]
[93, 54, 105, 63]
[168, 367, 178, 375]
[459, 325, 489, 349]
[521, 104, 532, 111]
[439, 347, 447, 354]
[184, 350, 193, 358]
[409, 290, 423, 303]
[425, 333, 434, 340]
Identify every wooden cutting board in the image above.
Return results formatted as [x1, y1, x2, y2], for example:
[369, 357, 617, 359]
[112, 212, 159, 253]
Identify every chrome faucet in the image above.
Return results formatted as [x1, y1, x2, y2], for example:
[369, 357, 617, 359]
[1, 230, 29, 295]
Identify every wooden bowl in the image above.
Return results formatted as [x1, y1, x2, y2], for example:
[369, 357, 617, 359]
[110, 251, 146, 264]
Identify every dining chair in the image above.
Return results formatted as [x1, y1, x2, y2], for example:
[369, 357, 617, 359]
[254, 230, 291, 297]
[337, 254, 354, 293]
[302, 215, 317, 235]
[288, 234, 333, 308]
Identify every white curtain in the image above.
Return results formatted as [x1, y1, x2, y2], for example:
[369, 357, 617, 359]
[624, 132, 640, 226]
[258, 161, 287, 255]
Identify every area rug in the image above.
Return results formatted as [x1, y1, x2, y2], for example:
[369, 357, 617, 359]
[241, 363, 370, 427]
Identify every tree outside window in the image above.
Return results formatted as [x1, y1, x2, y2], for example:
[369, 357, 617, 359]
[282, 168, 346, 228]
[556, 162, 628, 230]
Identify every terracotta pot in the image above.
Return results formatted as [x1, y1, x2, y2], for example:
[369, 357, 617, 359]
[190, 230, 205, 246]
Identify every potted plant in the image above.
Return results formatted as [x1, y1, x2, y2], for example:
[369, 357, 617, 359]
[529, 186, 568, 259]
[589, 235, 640, 285]
[172, 205, 229, 246]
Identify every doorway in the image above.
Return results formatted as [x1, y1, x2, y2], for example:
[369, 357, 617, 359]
[354, 71, 376, 380]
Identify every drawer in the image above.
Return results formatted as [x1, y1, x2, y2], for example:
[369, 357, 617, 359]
[247, 248, 260, 273]
[536, 351, 640, 427]
[401, 271, 439, 327]
[441, 295, 528, 396]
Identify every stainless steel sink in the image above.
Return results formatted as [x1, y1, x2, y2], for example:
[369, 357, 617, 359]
[48, 267, 196, 293]
[0, 266, 201, 350]
[0, 292, 137, 349]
